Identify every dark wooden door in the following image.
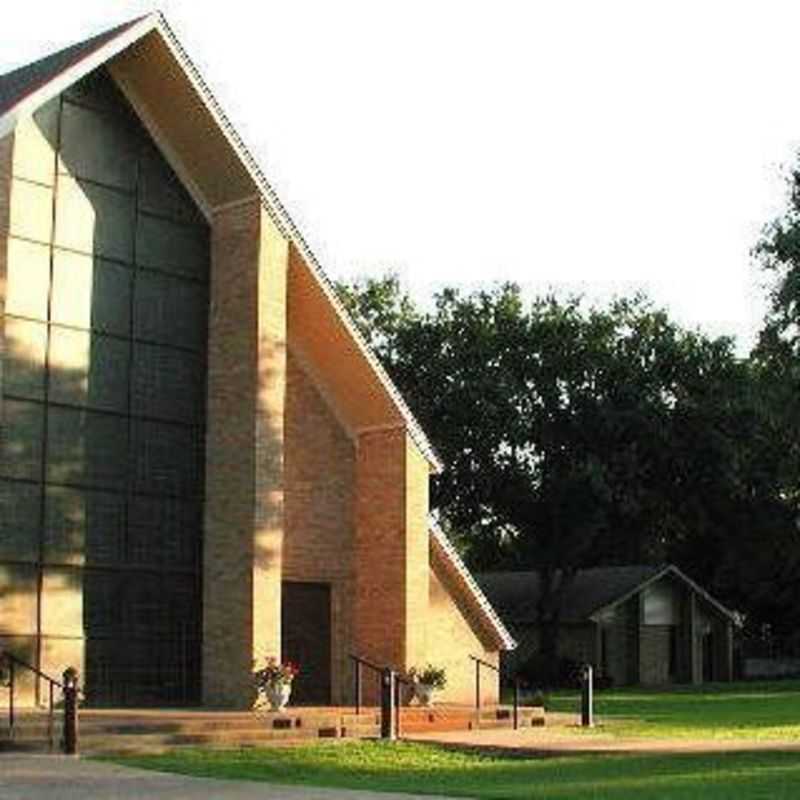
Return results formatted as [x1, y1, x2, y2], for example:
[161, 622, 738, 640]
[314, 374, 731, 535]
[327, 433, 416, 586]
[281, 582, 332, 705]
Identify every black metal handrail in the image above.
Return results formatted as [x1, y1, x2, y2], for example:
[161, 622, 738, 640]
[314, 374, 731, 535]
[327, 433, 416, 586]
[469, 654, 521, 730]
[1, 650, 64, 750]
[349, 654, 414, 738]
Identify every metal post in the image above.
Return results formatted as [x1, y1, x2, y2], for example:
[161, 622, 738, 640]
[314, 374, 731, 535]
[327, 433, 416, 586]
[62, 667, 79, 755]
[380, 668, 396, 740]
[394, 679, 401, 739]
[513, 679, 520, 730]
[354, 661, 362, 715]
[8, 659, 14, 740]
[580, 663, 593, 728]
[48, 681, 54, 750]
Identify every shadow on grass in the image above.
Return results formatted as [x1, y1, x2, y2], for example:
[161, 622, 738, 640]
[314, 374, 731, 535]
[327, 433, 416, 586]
[108, 740, 800, 800]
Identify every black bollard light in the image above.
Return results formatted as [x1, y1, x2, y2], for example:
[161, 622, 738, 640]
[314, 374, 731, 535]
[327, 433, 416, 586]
[580, 663, 593, 728]
[62, 667, 79, 755]
[380, 668, 396, 740]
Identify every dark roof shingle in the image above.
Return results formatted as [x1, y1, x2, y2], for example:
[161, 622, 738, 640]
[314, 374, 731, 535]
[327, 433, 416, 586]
[477, 565, 663, 624]
[0, 17, 146, 116]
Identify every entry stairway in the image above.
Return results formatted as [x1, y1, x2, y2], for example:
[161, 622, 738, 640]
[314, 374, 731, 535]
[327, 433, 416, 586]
[0, 704, 544, 755]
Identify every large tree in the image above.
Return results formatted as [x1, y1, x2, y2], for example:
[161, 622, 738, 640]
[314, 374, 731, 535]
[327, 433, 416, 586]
[339, 278, 770, 669]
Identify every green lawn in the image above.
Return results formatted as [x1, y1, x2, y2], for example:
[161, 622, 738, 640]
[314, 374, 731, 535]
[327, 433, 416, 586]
[113, 741, 800, 799]
[547, 680, 800, 740]
[109, 683, 800, 798]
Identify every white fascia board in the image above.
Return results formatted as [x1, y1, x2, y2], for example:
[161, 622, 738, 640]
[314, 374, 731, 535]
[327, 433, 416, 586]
[0, 15, 159, 141]
[0, 11, 442, 473]
[154, 14, 443, 473]
[430, 518, 517, 651]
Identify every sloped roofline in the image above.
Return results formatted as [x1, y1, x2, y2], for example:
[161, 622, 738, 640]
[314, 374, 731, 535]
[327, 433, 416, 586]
[429, 519, 516, 651]
[0, 12, 443, 472]
[590, 564, 737, 623]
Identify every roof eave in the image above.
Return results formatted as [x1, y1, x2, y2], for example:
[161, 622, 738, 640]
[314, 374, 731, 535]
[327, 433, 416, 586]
[0, 12, 443, 474]
[429, 519, 516, 651]
[0, 14, 158, 140]
[589, 565, 737, 624]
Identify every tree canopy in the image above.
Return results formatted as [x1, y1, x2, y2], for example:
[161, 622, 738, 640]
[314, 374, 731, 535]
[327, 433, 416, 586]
[337, 273, 800, 661]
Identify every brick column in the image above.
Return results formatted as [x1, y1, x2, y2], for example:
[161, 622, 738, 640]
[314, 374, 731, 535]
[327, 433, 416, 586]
[203, 199, 288, 707]
[353, 428, 430, 673]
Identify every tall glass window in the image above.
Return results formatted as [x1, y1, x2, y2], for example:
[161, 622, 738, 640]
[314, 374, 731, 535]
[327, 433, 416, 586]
[0, 68, 208, 705]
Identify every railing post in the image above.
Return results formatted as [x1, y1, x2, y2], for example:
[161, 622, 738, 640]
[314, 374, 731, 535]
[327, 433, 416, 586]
[513, 678, 520, 730]
[48, 681, 54, 750]
[62, 667, 79, 755]
[580, 663, 593, 728]
[394, 678, 401, 739]
[354, 660, 362, 715]
[380, 668, 396, 740]
[8, 658, 14, 740]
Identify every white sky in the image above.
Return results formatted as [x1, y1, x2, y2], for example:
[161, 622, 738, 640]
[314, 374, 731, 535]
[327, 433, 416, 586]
[3, 1, 798, 353]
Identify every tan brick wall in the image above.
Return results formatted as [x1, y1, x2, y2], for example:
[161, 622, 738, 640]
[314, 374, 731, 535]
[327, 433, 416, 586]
[404, 438, 429, 668]
[203, 199, 288, 707]
[426, 564, 499, 705]
[353, 427, 409, 669]
[283, 351, 356, 703]
[353, 428, 432, 676]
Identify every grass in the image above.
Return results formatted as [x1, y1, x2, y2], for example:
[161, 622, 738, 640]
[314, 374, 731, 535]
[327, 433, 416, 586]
[106, 683, 800, 798]
[111, 741, 800, 799]
[547, 679, 800, 740]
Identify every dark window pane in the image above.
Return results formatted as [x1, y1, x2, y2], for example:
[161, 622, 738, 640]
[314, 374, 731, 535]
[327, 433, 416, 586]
[128, 495, 200, 568]
[136, 213, 209, 281]
[0, 480, 41, 562]
[0, 399, 43, 480]
[139, 143, 205, 225]
[59, 102, 138, 190]
[47, 407, 128, 490]
[131, 344, 203, 423]
[84, 571, 119, 637]
[49, 328, 129, 413]
[3, 318, 47, 400]
[44, 486, 125, 566]
[0, 564, 38, 633]
[51, 250, 132, 336]
[133, 271, 208, 350]
[130, 420, 201, 497]
[64, 68, 139, 119]
[56, 178, 135, 263]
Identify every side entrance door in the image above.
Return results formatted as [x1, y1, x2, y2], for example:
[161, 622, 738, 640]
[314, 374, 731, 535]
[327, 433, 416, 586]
[281, 581, 332, 705]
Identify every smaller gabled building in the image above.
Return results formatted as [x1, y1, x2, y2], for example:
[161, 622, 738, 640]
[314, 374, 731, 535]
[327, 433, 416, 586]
[478, 565, 736, 686]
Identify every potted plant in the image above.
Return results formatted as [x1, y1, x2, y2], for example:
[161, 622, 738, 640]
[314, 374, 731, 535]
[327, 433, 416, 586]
[253, 657, 300, 712]
[408, 664, 447, 707]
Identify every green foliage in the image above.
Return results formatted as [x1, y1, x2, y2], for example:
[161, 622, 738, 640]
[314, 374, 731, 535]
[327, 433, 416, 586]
[408, 663, 447, 689]
[337, 276, 794, 661]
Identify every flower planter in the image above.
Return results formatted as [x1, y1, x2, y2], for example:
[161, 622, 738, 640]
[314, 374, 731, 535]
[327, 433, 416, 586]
[264, 682, 292, 712]
[414, 682, 436, 707]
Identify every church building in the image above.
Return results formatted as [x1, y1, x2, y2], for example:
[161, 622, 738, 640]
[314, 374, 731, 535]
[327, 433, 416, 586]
[0, 14, 514, 708]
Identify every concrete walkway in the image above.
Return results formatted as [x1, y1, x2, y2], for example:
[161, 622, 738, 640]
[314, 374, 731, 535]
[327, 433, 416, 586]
[411, 723, 800, 756]
[0, 755, 463, 800]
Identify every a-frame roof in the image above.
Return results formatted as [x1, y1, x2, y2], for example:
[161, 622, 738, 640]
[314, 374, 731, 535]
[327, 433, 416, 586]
[430, 519, 516, 651]
[0, 12, 442, 472]
[0, 17, 147, 121]
[478, 564, 736, 625]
